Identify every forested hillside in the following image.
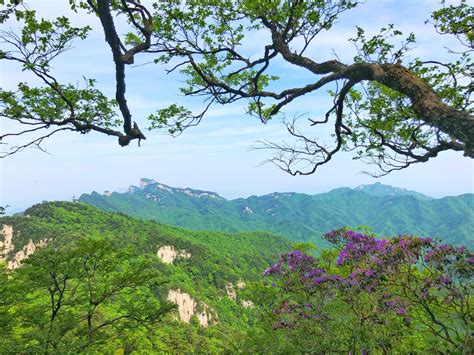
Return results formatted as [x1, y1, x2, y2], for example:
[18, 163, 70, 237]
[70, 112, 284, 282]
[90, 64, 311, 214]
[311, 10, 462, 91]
[1, 202, 472, 353]
[0, 202, 291, 352]
[80, 180, 474, 248]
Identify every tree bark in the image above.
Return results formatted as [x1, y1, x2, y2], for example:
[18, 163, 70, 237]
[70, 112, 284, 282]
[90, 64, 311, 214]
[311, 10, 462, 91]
[272, 29, 473, 157]
[375, 64, 473, 157]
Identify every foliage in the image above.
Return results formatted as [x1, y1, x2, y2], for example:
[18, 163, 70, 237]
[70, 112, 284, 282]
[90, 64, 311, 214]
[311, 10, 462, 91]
[1, 237, 173, 353]
[79, 181, 474, 248]
[344, 19, 472, 174]
[252, 229, 473, 353]
[0, 202, 472, 352]
[0, 0, 472, 174]
[0, 0, 144, 154]
[429, 0, 474, 47]
[146, 0, 473, 174]
[0, 201, 291, 352]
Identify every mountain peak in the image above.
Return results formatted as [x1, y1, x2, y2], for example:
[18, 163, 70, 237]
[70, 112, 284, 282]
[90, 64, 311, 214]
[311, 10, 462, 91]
[140, 178, 158, 189]
[132, 179, 224, 200]
[354, 182, 432, 200]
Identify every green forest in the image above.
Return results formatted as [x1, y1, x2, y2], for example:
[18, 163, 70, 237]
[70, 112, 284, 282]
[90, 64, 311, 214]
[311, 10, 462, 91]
[80, 179, 474, 248]
[1, 202, 473, 352]
[0, 202, 291, 352]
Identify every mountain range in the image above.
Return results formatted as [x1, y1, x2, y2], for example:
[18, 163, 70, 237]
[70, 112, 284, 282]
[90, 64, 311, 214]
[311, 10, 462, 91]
[79, 179, 473, 248]
[1, 189, 472, 352]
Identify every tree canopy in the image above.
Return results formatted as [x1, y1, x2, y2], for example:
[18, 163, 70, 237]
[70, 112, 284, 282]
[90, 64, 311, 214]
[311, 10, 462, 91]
[250, 229, 473, 353]
[0, 0, 472, 175]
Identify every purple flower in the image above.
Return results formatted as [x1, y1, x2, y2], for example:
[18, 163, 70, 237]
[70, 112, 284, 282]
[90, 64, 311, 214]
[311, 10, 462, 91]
[439, 276, 451, 285]
[364, 269, 376, 277]
[396, 307, 407, 315]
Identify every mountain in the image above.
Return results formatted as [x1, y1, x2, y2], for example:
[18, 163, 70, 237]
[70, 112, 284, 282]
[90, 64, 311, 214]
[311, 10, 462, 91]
[79, 179, 474, 248]
[1, 201, 289, 282]
[354, 182, 433, 200]
[0, 202, 291, 352]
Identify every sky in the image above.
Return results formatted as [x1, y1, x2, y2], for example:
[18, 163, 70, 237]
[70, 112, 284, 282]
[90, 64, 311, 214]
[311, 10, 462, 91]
[1, 0, 473, 213]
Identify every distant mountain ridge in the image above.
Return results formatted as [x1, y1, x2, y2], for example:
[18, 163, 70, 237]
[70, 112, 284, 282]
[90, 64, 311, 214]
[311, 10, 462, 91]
[132, 178, 224, 200]
[79, 179, 473, 248]
[354, 182, 433, 200]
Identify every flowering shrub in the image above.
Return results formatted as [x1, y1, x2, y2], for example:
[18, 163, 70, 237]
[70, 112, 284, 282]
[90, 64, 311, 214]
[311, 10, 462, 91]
[262, 229, 473, 353]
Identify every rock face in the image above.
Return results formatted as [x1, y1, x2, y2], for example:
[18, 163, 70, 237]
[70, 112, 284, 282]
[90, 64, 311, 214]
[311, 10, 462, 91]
[127, 178, 224, 199]
[242, 300, 254, 308]
[8, 239, 48, 270]
[157, 245, 191, 264]
[0, 224, 47, 270]
[167, 289, 214, 327]
[0, 225, 14, 262]
[140, 178, 157, 189]
[225, 279, 254, 308]
[243, 206, 253, 214]
[226, 283, 238, 301]
[226, 279, 245, 300]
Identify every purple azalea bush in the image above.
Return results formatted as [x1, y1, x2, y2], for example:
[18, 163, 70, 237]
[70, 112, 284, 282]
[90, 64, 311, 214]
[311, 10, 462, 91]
[262, 229, 473, 352]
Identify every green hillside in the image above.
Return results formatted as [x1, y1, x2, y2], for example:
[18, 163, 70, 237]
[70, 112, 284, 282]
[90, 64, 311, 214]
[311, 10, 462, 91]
[0, 202, 291, 353]
[79, 180, 474, 248]
[1, 202, 471, 353]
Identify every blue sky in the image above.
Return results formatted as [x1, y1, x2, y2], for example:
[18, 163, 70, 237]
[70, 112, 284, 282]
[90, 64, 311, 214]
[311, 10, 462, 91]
[1, 0, 473, 213]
